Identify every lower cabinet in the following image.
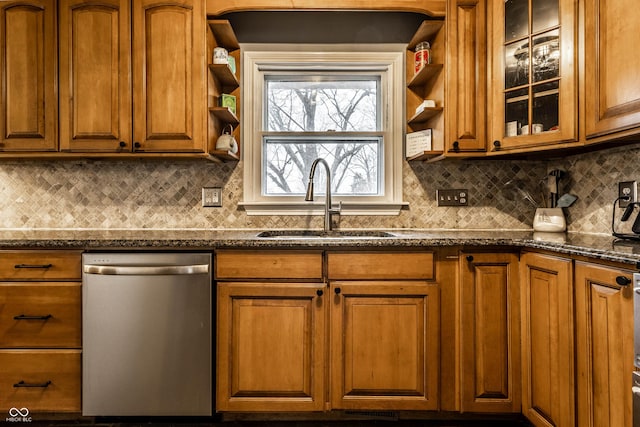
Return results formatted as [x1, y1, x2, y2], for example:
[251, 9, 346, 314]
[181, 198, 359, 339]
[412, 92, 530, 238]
[215, 247, 637, 423]
[520, 252, 574, 427]
[327, 251, 439, 411]
[0, 251, 82, 413]
[215, 249, 439, 412]
[216, 281, 326, 412]
[574, 261, 634, 427]
[459, 251, 521, 413]
[215, 250, 325, 412]
[329, 280, 439, 410]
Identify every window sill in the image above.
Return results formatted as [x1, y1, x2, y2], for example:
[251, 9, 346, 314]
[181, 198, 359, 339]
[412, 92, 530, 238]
[239, 201, 408, 216]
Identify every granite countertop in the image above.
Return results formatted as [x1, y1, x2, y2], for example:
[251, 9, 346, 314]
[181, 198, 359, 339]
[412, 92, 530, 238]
[0, 228, 639, 267]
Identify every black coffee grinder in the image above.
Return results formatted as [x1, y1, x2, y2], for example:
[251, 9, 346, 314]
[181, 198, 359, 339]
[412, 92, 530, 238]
[613, 200, 640, 241]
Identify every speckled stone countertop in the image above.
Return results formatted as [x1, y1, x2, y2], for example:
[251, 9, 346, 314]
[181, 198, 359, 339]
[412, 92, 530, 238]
[0, 228, 639, 267]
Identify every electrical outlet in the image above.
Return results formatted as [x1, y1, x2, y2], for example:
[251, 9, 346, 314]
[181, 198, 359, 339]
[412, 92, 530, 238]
[618, 181, 637, 208]
[437, 189, 469, 206]
[202, 187, 222, 207]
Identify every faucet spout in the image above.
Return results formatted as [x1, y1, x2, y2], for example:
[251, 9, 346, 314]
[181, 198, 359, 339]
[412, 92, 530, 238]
[305, 158, 340, 231]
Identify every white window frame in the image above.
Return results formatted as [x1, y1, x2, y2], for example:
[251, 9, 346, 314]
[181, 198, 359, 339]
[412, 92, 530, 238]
[240, 44, 406, 216]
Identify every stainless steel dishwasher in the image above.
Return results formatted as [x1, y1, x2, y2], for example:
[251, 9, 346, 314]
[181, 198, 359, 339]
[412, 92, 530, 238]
[82, 252, 212, 416]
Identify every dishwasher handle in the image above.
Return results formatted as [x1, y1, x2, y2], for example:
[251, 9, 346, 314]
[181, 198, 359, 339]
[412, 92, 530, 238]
[83, 264, 210, 276]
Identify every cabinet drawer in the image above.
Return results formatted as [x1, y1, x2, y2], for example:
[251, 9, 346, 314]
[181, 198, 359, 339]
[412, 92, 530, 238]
[215, 250, 323, 280]
[327, 251, 435, 280]
[0, 283, 81, 348]
[0, 350, 81, 413]
[0, 252, 82, 281]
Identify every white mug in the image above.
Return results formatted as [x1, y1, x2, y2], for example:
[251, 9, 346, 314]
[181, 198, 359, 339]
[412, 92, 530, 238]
[213, 47, 228, 64]
[216, 124, 238, 154]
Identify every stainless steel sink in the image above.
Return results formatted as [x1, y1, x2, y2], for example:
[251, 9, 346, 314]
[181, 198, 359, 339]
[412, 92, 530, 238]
[255, 230, 398, 239]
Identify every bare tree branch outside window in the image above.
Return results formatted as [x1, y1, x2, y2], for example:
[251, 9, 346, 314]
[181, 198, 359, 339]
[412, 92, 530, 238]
[263, 76, 382, 196]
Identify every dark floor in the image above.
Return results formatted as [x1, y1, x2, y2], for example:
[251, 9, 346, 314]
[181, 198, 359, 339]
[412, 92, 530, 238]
[24, 418, 534, 427]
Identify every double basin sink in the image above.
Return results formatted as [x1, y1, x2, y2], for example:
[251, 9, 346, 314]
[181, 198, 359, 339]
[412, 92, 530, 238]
[256, 230, 399, 239]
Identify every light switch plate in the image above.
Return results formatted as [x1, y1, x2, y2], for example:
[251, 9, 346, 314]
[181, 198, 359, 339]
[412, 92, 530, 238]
[202, 187, 222, 207]
[437, 189, 469, 206]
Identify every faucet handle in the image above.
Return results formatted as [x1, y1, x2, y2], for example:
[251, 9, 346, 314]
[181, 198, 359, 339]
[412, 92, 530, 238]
[330, 201, 342, 214]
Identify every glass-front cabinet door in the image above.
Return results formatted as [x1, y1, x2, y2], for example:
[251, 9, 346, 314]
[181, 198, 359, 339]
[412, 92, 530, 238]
[488, 0, 577, 152]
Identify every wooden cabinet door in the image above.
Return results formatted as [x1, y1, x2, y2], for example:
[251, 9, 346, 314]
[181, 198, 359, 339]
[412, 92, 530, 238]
[330, 281, 439, 410]
[584, 0, 640, 140]
[132, 0, 206, 152]
[575, 262, 634, 427]
[445, 0, 487, 154]
[216, 282, 326, 412]
[520, 252, 574, 427]
[59, 0, 132, 152]
[0, 1, 57, 151]
[488, 0, 578, 152]
[459, 252, 520, 413]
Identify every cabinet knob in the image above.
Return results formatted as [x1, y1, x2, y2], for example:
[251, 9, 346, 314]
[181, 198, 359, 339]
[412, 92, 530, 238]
[334, 287, 341, 295]
[119, 141, 126, 148]
[452, 141, 460, 152]
[616, 276, 631, 286]
[134, 142, 141, 150]
[316, 289, 324, 297]
[466, 255, 474, 262]
[493, 140, 501, 150]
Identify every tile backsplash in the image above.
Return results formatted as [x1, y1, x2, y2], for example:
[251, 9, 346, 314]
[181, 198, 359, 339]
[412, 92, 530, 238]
[0, 143, 638, 234]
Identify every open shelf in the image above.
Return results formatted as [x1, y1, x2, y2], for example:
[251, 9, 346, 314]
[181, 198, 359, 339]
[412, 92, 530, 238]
[406, 151, 445, 161]
[407, 20, 444, 50]
[210, 149, 239, 162]
[408, 64, 443, 89]
[208, 20, 240, 50]
[408, 107, 444, 124]
[209, 107, 239, 125]
[209, 64, 239, 89]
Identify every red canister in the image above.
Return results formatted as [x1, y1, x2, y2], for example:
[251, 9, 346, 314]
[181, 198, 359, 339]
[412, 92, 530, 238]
[414, 41, 431, 74]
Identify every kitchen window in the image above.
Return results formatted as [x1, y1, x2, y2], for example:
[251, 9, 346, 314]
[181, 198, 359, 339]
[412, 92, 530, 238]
[241, 45, 405, 215]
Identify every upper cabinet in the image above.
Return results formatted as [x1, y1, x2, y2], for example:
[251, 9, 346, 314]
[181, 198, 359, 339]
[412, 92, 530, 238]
[58, 0, 131, 152]
[487, 0, 579, 153]
[583, 0, 640, 142]
[59, 0, 207, 154]
[444, 0, 487, 156]
[0, 1, 57, 152]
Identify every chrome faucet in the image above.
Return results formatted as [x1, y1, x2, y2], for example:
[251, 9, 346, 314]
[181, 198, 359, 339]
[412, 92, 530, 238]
[305, 158, 341, 232]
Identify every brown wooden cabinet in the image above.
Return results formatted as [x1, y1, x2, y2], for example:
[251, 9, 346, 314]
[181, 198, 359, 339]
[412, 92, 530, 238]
[0, 0, 57, 152]
[215, 250, 325, 412]
[487, 0, 579, 154]
[574, 261, 634, 427]
[519, 252, 574, 427]
[583, 0, 640, 142]
[58, 0, 207, 153]
[444, 0, 487, 156]
[58, 0, 131, 152]
[216, 281, 326, 412]
[215, 249, 439, 412]
[327, 251, 439, 411]
[459, 251, 520, 413]
[0, 251, 82, 413]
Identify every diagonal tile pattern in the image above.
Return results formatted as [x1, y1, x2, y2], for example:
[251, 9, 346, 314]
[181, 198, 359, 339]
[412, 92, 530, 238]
[0, 143, 638, 234]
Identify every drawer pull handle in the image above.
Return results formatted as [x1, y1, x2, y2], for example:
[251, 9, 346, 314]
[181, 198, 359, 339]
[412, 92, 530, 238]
[616, 276, 631, 286]
[13, 380, 52, 388]
[14, 314, 53, 321]
[14, 264, 53, 269]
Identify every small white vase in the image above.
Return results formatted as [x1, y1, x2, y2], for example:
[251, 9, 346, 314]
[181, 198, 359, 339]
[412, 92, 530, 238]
[533, 208, 566, 232]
